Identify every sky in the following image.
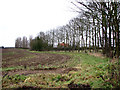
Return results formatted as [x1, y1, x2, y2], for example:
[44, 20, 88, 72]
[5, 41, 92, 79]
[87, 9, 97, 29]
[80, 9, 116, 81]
[0, 0, 78, 47]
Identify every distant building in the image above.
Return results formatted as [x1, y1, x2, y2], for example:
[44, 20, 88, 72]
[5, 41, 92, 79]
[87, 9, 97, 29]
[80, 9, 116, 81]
[58, 42, 69, 48]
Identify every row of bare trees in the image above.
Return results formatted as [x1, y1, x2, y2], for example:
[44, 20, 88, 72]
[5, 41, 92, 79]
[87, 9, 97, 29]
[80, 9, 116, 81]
[15, 0, 120, 58]
[73, 0, 120, 58]
[15, 36, 32, 48]
[43, 0, 120, 58]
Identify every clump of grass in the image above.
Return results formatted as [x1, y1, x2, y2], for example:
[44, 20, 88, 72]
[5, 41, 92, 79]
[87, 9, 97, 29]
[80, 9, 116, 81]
[2, 66, 24, 71]
[35, 64, 59, 70]
[2, 74, 27, 88]
[23, 74, 71, 88]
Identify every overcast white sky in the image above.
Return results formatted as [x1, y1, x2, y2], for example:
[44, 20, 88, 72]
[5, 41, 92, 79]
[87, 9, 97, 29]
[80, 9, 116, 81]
[0, 0, 78, 47]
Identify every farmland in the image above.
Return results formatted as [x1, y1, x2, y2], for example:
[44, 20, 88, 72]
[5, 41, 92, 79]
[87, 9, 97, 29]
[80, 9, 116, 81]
[2, 49, 120, 89]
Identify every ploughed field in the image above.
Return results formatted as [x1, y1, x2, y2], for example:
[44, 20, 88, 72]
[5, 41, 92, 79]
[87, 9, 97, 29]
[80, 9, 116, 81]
[2, 49, 71, 76]
[2, 49, 119, 89]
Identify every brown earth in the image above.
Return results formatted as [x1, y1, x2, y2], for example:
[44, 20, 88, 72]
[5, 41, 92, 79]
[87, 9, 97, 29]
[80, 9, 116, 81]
[2, 49, 70, 68]
[4, 67, 78, 76]
[2, 49, 77, 76]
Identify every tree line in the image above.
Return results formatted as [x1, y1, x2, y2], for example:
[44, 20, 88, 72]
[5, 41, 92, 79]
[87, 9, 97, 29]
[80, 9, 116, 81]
[15, 0, 120, 58]
[15, 36, 29, 49]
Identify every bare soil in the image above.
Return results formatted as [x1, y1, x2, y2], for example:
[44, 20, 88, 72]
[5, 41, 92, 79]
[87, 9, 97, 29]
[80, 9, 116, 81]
[2, 49, 78, 76]
[4, 68, 78, 76]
